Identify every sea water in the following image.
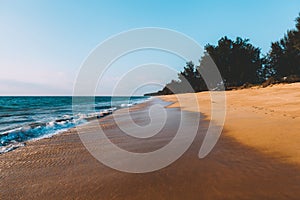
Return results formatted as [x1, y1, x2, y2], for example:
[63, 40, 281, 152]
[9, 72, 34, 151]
[0, 96, 148, 153]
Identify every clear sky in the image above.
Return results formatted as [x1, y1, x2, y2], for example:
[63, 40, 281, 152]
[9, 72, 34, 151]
[1, 0, 300, 95]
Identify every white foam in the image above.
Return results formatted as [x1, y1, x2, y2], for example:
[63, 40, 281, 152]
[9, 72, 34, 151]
[0, 142, 25, 154]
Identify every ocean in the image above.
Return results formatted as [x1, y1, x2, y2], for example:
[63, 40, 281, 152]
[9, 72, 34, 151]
[0, 96, 148, 153]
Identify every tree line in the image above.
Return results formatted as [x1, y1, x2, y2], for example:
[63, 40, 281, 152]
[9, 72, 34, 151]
[145, 13, 300, 96]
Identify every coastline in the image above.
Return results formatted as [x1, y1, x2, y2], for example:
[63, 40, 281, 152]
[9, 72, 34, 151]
[1, 84, 300, 199]
[0, 97, 150, 154]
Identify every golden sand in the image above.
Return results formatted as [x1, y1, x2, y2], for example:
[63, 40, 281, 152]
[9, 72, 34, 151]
[1, 84, 300, 199]
[160, 83, 300, 165]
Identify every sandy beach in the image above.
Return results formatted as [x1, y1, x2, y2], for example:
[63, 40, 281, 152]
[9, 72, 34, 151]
[1, 83, 300, 199]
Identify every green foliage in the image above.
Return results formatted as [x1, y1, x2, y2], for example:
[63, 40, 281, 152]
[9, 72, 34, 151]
[178, 61, 207, 92]
[145, 13, 300, 96]
[202, 37, 262, 87]
[266, 13, 300, 78]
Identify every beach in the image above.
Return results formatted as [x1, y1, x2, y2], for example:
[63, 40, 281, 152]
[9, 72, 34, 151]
[1, 83, 300, 199]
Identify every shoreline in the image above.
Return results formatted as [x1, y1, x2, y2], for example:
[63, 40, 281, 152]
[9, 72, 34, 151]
[0, 98, 150, 154]
[1, 84, 300, 199]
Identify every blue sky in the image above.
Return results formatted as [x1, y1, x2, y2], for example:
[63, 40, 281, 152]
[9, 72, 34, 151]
[0, 0, 300, 95]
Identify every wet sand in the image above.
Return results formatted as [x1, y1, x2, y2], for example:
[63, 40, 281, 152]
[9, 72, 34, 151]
[1, 84, 300, 199]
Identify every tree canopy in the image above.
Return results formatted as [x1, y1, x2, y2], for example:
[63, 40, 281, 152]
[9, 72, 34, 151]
[266, 15, 300, 78]
[202, 37, 262, 87]
[145, 13, 300, 96]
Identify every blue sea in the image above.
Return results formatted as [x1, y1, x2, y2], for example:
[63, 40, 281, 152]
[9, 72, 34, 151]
[0, 96, 148, 153]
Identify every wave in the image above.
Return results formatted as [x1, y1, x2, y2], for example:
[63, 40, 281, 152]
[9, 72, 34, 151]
[0, 97, 149, 154]
[0, 142, 25, 154]
[0, 107, 120, 153]
[0, 114, 90, 154]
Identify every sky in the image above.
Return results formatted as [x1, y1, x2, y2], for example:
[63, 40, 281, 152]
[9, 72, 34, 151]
[0, 0, 300, 96]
